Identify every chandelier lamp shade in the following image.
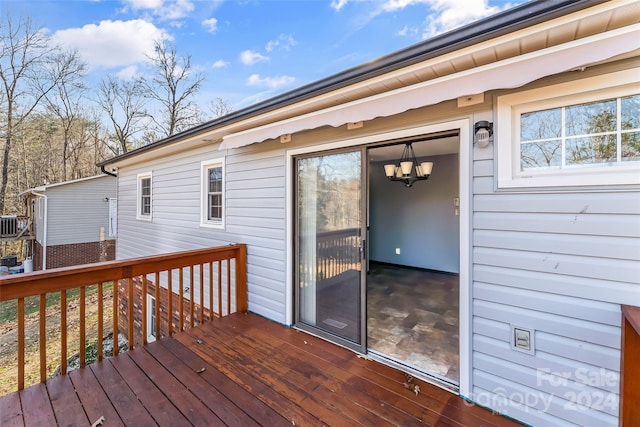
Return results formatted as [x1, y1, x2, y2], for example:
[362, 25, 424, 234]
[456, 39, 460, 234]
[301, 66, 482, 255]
[383, 143, 433, 188]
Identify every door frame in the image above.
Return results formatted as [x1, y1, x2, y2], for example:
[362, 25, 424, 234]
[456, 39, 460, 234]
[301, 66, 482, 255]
[285, 118, 472, 396]
[292, 146, 368, 352]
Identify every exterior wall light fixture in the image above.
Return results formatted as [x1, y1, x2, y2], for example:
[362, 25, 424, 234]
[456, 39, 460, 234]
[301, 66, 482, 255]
[474, 121, 493, 148]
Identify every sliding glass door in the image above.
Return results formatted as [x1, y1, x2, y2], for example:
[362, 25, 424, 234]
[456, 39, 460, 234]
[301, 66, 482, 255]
[294, 148, 366, 350]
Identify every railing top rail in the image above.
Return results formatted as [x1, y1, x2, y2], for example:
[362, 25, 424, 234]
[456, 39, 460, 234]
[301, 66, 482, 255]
[0, 244, 246, 302]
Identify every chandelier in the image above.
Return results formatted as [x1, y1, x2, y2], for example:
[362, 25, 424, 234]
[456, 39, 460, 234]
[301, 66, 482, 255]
[383, 143, 433, 187]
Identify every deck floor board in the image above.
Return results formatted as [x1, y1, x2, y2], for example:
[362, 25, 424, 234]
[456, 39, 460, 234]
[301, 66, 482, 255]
[0, 389, 23, 427]
[46, 373, 90, 426]
[1, 313, 520, 426]
[67, 364, 125, 427]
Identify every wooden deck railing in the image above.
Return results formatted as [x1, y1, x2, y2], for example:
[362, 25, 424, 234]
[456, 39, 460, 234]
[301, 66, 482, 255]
[315, 228, 360, 278]
[0, 215, 33, 240]
[0, 244, 247, 392]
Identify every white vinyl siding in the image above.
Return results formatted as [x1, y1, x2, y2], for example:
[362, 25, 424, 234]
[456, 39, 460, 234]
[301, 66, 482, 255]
[116, 142, 287, 322]
[471, 116, 640, 425]
[200, 158, 225, 229]
[44, 175, 117, 246]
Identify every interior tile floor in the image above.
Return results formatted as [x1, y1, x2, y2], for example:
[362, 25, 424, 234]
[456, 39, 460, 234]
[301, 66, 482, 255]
[367, 262, 459, 382]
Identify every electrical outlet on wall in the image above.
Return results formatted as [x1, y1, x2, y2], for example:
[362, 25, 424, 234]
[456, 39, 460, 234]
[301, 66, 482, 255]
[395, 248, 401, 255]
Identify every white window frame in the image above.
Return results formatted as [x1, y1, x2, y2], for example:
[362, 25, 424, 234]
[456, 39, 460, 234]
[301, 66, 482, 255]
[200, 158, 225, 229]
[497, 68, 640, 189]
[136, 171, 153, 221]
[146, 294, 156, 343]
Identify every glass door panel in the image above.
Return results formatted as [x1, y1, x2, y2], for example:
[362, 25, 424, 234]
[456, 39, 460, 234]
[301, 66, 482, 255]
[295, 149, 364, 347]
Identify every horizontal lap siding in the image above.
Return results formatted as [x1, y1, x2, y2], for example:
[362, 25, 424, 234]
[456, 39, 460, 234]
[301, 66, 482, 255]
[47, 176, 117, 246]
[471, 154, 640, 426]
[116, 143, 288, 324]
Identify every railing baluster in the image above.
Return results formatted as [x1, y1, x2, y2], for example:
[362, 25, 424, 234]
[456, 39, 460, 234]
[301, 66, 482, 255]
[189, 265, 195, 328]
[40, 293, 46, 383]
[61, 290, 67, 375]
[142, 275, 148, 345]
[179, 267, 184, 332]
[128, 278, 134, 350]
[80, 287, 86, 368]
[167, 271, 173, 336]
[113, 281, 119, 357]
[209, 262, 213, 321]
[199, 264, 204, 324]
[97, 283, 103, 362]
[217, 261, 222, 318]
[227, 259, 231, 316]
[18, 298, 24, 390]
[154, 272, 160, 338]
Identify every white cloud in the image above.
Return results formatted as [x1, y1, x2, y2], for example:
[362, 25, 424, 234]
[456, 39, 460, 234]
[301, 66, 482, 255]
[331, 0, 513, 38]
[121, 0, 195, 20]
[419, 0, 508, 37]
[330, 0, 350, 11]
[116, 65, 140, 80]
[265, 34, 298, 52]
[51, 19, 170, 69]
[202, 17, 218, 33]
[123, 0, 163, 9]
[247, 74, 295, 89]
[240, 50, 269, 65]
[212, 59, 229, 69]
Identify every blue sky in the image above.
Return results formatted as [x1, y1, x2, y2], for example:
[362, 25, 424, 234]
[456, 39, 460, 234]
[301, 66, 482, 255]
[2, 0, 521, 112]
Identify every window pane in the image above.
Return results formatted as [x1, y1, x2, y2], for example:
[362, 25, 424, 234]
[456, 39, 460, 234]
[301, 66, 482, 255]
[621, 95, 640, 130]
[208, 167, 222, 193]
[622, 131, 640, 162]
[210, 205, 221, 219]
[520, 140, 561, 170]
[565, 98, 616, 136]
[141, 178, 151, 196]
[208, 194, 221, 220]
[566, 135, 616, 166]
[521, 108, 561, 141]
[141, 197, 151, 215]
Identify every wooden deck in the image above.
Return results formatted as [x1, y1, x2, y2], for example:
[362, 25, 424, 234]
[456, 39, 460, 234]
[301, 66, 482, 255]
[0, 313, 519, 426]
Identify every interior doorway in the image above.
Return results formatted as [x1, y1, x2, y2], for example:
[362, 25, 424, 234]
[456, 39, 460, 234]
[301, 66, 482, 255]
[366, 136, 460, 386]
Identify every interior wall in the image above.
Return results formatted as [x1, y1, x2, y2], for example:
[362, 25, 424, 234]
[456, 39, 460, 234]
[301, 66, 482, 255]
[369, 153, 459, 273]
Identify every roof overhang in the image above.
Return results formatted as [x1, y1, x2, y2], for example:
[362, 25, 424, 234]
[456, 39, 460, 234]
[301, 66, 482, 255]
[220, 25, 640, 150]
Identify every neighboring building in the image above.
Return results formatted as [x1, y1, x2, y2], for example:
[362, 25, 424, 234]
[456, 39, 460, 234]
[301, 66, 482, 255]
[99, 1, 640, 426]
[26, 175, 117, 270]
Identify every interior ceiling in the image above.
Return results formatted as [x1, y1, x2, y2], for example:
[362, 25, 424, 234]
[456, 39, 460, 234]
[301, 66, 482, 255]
[368, 135, 460, 163]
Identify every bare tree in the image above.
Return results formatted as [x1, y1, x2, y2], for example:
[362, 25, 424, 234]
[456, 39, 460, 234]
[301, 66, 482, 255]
[43, 49, 87, 180]
[208, 97, 233, 119]
[146, 39, 205, 137]
[96, 75, 148, 154]
[0, 14, 72, 212]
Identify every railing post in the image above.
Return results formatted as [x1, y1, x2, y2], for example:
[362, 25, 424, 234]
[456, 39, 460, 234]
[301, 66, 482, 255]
[236, 244, 248, 313]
